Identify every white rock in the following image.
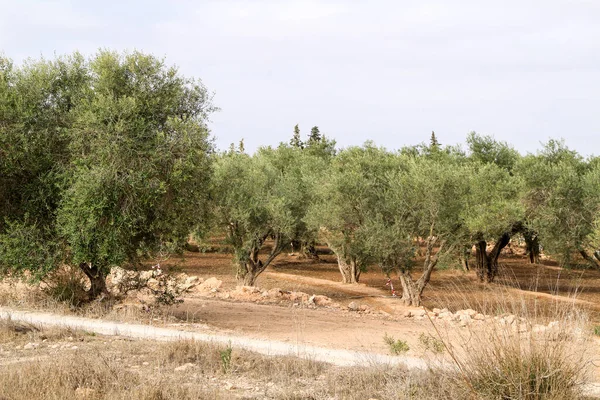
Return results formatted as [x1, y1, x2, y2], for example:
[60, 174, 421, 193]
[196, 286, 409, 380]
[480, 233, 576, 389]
[23, 342, 39, 350]
[139, 270, 154, 282]
[175, 363, 195, 372]
[348, 301, 359, 311]
[197, 277, 222, 293]
[457, 309, 477, 318]
[146, 278, 160, 291]
[459, 314, 472, 326]
[412, 309, 427, 317]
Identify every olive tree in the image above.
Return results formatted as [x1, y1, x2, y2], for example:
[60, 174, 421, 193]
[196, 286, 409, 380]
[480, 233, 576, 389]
[211, 145, 311, 286]
[516, 141, 595, 267]
[463, 163, 524, 282]
[307, 144, 399, 283]
[364, 157, 470, 306]
[582, 161, 600, 266]
[0, 51, 215, 297]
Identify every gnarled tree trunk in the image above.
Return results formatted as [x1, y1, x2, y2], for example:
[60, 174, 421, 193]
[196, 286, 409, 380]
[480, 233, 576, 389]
[398, 236, 447, 307]
[301, 241, 319, 260]
[458, 245, 470, 272]
[580, 249, 600, 269]
[237, 233, 284, 286]
[337, 257, 360, 283]
[475, 232, 510, 283]
[78, 262, 108, 299]
[522, 229, 540, 264]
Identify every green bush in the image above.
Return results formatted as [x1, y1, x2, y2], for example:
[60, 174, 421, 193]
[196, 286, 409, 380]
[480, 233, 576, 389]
[383, 333, 409, 355]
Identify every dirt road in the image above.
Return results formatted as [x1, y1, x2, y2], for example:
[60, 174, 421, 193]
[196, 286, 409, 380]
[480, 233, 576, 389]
[0, 307, 430, 369]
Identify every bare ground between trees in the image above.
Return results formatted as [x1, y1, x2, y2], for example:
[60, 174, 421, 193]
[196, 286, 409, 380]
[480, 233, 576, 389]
[3, 250, 600, 397]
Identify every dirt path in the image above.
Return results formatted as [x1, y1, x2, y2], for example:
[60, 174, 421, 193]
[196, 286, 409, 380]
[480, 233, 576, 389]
[0, 307, 430, 370]
[172, 298, 431, 355]
[264, 271, 405, 313]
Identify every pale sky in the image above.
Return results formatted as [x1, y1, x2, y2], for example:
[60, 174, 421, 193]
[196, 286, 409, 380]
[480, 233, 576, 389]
[1, 1, 599, 154]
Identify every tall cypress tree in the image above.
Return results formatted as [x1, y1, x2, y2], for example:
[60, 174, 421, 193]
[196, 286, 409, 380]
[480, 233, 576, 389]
[290, 124, 303, 148]
[308, 126, 322, 144]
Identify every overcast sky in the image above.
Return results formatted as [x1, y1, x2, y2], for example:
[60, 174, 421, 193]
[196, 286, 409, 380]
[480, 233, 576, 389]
[1, 0, 599, 154]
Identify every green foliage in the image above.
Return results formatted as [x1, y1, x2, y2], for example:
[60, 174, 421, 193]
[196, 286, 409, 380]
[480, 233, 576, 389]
[211, 144, 314, 283]
[467, 131, 520, 172]
[462, 163, 524, 242]
[220, 344, 233, 374]
[308, 126, 321, 143]
[365, 156, 471, 275]
[290, 124, 303, 148]
[308, 144, 400, 276]
[0, 50, 215, 292]
[516, 140, 595, 266]
[419, 333, 445, 354]
[383, 333, 410, 355]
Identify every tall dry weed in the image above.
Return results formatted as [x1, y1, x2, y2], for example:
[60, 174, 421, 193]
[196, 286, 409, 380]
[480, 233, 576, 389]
[427, 268, 594, 399]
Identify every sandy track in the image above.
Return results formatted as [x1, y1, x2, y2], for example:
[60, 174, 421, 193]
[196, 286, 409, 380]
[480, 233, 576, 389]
[0, 307, 429, 370]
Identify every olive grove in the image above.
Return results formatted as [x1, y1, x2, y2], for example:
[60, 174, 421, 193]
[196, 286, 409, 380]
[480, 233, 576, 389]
[2, 51, 600, 305]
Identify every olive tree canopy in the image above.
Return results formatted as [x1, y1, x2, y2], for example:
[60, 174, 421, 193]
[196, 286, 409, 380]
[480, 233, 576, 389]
[0, 51, 215, 297]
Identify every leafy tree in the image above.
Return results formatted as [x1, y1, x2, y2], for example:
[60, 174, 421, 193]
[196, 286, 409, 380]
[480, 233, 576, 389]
[516, 141, 595, 267]
[582, 160, 600, 265]
[0, 51, 215, 297]
[0, 53, 88, 233]
[290, 124, 303, 149]
[465, 132, 530, 278]
[365, 157, 470, 305]
[467, 132, 520, 173]
[211, 145, 311, 286]
[308, 144, 399, 283]
[463, 163, 524, 282]
[308, 126, 321, 144]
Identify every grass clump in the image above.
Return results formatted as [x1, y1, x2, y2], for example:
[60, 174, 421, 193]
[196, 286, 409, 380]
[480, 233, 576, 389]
[219, 343, 232, 373]
[457, 326, 588, 399]
[419, 333, 445, 354]
[383, 333, 410, 355]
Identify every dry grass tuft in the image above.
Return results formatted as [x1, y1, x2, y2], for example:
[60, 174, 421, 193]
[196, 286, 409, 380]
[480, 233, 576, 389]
[428, 270, 594, 400]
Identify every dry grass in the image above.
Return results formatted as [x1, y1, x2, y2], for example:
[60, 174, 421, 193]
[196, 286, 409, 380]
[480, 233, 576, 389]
[0, 265, 597, 399]
[427, 270, 595, 400]
[0, 273, 181, 328]
[0, 321, 474, 400]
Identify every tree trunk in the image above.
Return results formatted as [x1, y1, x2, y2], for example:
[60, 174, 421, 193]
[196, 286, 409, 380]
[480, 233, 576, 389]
[236, 234, 284, 287]
[78, 262, 107, 299]
[475, 241, 488, 282]
[474, 233, 511, 283]
[580, 249, 600, 269]
[399, 270, 421, 306]
[301, 241, 319, 260]
[242, 266, 257, 286]
[398, 237, 446, 307]
[458, 245, 470, 272]
[337, 256, 359, 283]
[523, 230, 540, 264]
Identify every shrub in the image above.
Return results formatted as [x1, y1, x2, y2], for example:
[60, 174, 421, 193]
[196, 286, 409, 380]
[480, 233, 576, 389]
[419, 333, 444, 354]
[383, 333, 410, 355]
